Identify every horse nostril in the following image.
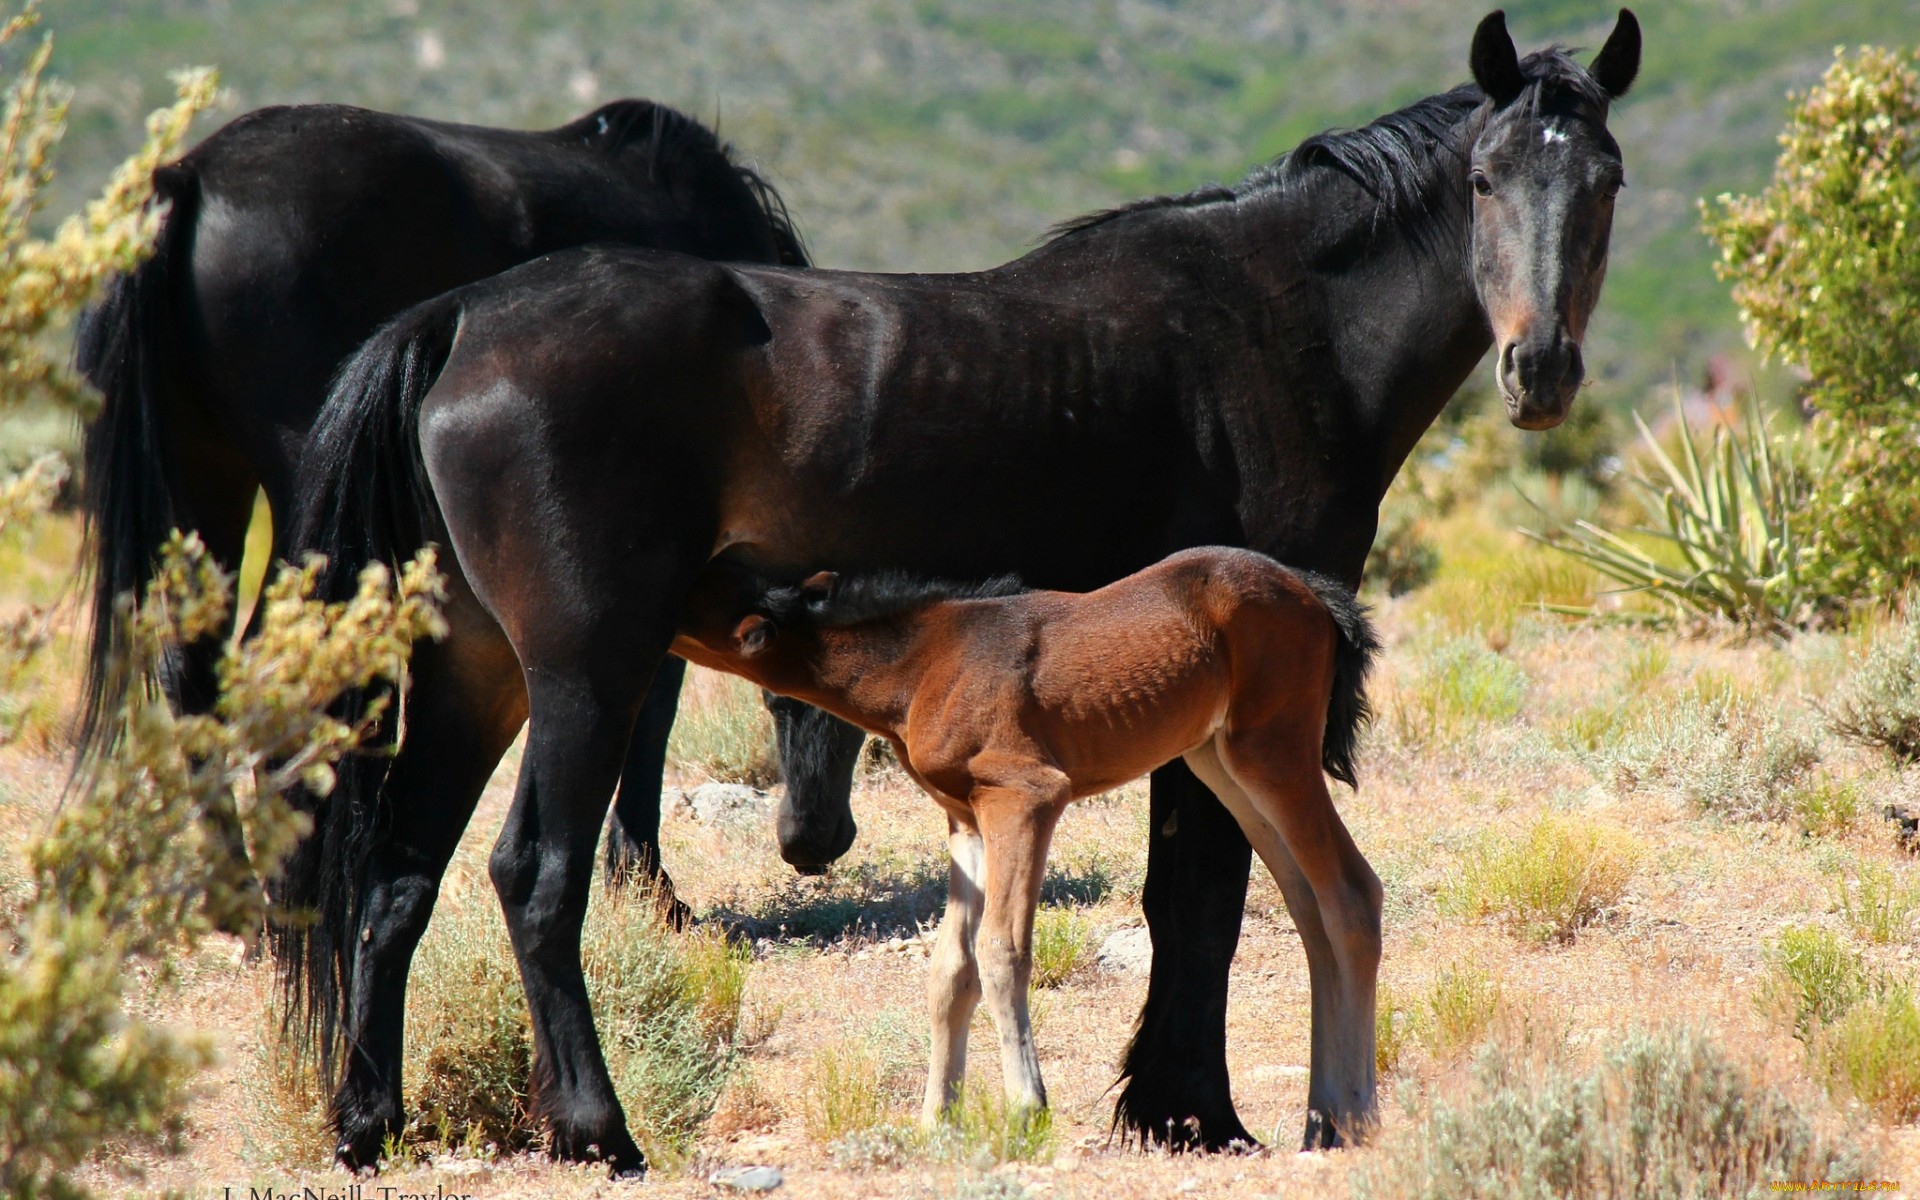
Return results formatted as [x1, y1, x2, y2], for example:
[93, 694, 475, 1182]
[1563, 342, 1585, 392]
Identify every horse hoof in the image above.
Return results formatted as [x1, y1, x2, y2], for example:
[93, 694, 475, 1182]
[331, 1099, 400, 1172]
[549, 1123, 646, 1177]
[1299, 1108, 1342, 1151]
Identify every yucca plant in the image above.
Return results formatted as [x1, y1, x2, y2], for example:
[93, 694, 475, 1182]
[1521, 393, 1822, 633]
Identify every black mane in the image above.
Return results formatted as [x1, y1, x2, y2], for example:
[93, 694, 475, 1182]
[1047, 47, 1606, 246]
[763, 570, 1027, 631]
[570, 99, 808, 266]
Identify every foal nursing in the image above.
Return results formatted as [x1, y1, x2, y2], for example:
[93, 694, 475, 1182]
[675, 545, 1383, 1148]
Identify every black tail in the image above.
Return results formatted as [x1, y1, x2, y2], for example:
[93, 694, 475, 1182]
[273, 293, 458, 1080]
[72, 163, 198, 776]
[1294, 571, 1380, 790]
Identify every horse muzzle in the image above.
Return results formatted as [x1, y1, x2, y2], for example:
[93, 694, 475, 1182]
[1498, 334, 1583, 430]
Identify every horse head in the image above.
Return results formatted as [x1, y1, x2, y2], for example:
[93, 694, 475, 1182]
[1467, 8, 1639, 430]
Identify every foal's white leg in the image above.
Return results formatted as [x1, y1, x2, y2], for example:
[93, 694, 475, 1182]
[1185, 735, 1382, 1147]
[973, 783, 1069, 1115]
[923, 817, 985, 1127]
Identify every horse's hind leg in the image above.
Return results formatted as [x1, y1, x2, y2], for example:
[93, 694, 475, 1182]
[923, 815, 985, 1127]
[971, 775, 1070, 1115]
[491, 660, 664, 1175]
[1195, 731, 1382, 1147]
[329, 599, 527, 1169]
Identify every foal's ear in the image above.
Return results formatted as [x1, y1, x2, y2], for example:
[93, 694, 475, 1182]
[1470, 10, 1525, 106]
[734, 614, 775, 657]
[1589, 9, 1641, 99]
[799, 571, 838, 599]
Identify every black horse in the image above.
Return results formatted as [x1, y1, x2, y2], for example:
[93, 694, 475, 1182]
[72, 97, 868, 917]
[292, 10, 1639, 1174]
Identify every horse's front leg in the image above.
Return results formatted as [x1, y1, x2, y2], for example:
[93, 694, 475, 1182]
[971, 777, 1070, 1115]
[923, 814, 985, 1126]
[491, 669, 652, 1176]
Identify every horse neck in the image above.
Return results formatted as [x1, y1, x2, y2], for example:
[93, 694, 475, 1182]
[1234, 138, 1492, 499]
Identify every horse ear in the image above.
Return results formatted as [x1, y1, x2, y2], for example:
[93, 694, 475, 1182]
[1589, 9, 1641, 99]
[1471, 10, 1525, 106]
[799, 571, 837, 599]
[734, 614, 774, 656]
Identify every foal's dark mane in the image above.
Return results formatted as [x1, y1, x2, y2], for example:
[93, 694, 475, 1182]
[578, 98, 808, 267]
[763, 571, 1028, 631]
[1047, 47, 1605, 248]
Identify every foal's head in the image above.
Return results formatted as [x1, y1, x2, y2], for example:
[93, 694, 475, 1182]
[1467, 9, 1639, 430]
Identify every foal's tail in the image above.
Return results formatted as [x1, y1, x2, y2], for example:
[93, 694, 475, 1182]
[72, 163, 198, 779]
[275, 292, 459, 1078]
[1295, 572, 1380, 790]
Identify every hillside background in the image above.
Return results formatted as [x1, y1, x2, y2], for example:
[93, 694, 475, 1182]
[34, 0, 1920, 411]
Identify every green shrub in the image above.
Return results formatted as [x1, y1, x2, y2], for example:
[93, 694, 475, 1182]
[1833, 861, 1920, 945]
[1390, 637, 1529, 748]
[1376, 985, 1413, 1077]
[399, 878, 750, 1163]
[1828, 612, 1920, 761]
[1760, 924, 1870, 1042]
[937, 1085, 1054, 1165]
[1597, 693, 1819, 822]
[666, 666, 779, 786]
[804, 1039, 893, 1143]
[1364, 492, 1440, 598]
[1353, 1027, 1871, 1199]
[403, 887, 534, 1152]
[1419, 965, 1506, 1058]
[1706, 47, 1920, 605]
[1820, 983, 1920, 1124]
[1789, 776, 1862, 837]
[1440, 815, 1640, 944]
[1027, 906, 1093, 988]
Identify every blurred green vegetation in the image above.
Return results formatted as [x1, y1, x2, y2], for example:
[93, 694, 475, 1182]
[35, 0, 1920, 416]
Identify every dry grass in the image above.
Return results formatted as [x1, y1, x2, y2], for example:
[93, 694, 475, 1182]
[1438, 813, 1642, 944]
[6, 507, 1920, 1197]
[666, 665, 780, 786]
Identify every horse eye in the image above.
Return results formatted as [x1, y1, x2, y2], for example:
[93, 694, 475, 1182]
[1470, 171, 1493, 198]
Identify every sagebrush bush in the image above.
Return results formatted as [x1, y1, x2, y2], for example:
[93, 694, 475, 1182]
[1440, 814, 1640, 943]
[398, 878, 750, 1163]
[1760, 924, 1870, 1043]
[1820, 983, 1920, 1124]
[666, 666, 779, 786]
[1828, 612, 1920, 761]
[1354, 1027, 1871, 1199]
[1597, 693, 1818, 821]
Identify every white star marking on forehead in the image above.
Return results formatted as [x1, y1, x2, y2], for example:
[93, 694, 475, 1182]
[1541, 124, 1570, 146]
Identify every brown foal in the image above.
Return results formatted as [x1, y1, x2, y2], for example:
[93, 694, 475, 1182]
[672, 545, 1383, 1145]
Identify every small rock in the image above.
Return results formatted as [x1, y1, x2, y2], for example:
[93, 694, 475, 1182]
[689, 782, 773, 826]
[1096, 925, 1153, 975]
[709, 1164, 784, 1191]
